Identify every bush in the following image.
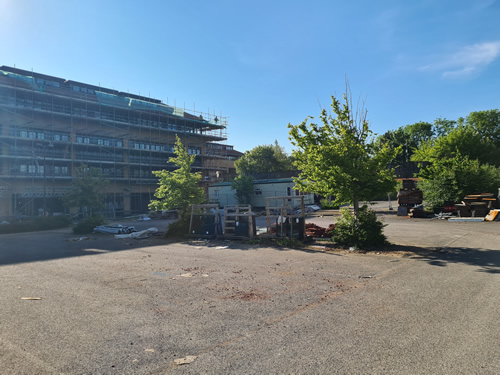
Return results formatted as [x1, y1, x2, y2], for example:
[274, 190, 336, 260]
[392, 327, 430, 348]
[73, 215, 107, 234]
[164, 216, 190, 237]
[0, 215, 72, 235]
[331, 206, 387, 249]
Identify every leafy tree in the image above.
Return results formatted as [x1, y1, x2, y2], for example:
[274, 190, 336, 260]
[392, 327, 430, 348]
[63, 165, 108, 217]
[413, 125, 500, 167]
[433, 117, 456, 138]
[149, 136, 205, 218]
[465, 109, 500, 146]
[418, 153, 500, 209]
[288, 86, 398, 220]
[376, 122, 433, 166]
[406, 121, 434, 145]
[231, 175, 254, 204]
[235, 140, 294, 175]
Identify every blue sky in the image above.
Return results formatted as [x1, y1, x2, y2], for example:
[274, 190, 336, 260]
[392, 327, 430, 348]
[1, 0, 499, 153]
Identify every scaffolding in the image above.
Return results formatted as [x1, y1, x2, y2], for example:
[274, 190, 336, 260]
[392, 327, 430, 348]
[0, 66, 231, 218]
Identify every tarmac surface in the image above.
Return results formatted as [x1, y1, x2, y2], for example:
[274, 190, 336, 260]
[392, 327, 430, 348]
[1, 206, 499, 374]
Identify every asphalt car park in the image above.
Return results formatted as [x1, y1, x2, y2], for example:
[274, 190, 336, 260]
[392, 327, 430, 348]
[1, 208, 499, 374]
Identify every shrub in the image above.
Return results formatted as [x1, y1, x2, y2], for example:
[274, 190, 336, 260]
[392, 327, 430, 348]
[0, 215, 72, 235]
[331, 206, 387, 249]
[73, 215, 107, 234]
[164, 216, 190, 237]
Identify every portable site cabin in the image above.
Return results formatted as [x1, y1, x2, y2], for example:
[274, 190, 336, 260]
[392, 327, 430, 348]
[208, 178, 315, 208]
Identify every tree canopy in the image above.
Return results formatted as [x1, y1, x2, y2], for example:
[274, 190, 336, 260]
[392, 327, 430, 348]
[63, 165, 108, 217]
[231, 175, 254, 204]
[288, 88, 398, 218]
[404, 109, 500, 208]
[149, 136, 205, 216]
[235, 141, 294, 176]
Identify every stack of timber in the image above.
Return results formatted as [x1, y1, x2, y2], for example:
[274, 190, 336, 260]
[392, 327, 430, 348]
[397, 179, 423, 216]
[455, 193, 497, 218]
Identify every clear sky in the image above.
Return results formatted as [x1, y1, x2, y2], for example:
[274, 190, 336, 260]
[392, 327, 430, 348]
[1, 0, 499, 153]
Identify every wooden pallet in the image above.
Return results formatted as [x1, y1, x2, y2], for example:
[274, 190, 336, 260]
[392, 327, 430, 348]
[223, 205, 254, 239]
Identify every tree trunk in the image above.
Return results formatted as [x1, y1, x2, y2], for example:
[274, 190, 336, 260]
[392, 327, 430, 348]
[353, 198, 360, 220]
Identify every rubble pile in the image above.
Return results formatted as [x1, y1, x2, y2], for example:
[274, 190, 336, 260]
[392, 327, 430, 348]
[305, 223, 335, 238]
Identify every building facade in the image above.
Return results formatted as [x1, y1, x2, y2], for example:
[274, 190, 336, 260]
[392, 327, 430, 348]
[208, 178, 315, 208]
[0, 66, 236, 218]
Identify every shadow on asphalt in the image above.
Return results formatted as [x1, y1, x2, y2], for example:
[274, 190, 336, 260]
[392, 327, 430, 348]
[0, 232, 170, 267]
[390, 245, 500, 274]
[2, 230, 498, 275]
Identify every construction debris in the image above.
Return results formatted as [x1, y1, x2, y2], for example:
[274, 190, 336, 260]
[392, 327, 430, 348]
[455, 193, 496, 217]
[173, 355, 197, 365]
[485, 209, 500, 222]
[94, 225, 136, 234]
[305, 223, 335, 238]
[114, 227, 158, 239]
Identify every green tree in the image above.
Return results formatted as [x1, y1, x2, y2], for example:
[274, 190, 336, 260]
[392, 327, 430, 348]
[149, 136, 205, 218]
[288, 87, 398, 220]
[63, 165, 108, 217]
[418, 153, 500, 209]
[231, 175, 254, 204]
[465, 109, 500, 146]
[433, 117, 456, 138]
[376, 121, 433, 166]
[413, 125, 500, 167]
[235, 140, 294, 175]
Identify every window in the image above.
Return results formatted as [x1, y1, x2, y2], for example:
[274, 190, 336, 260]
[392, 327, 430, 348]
[255, 188, 262, 196]
[214, 190, 219, 199]
[37, 132, 45, 140]
[84, 137, 90, 144]
[62, 135, 69, 142]
[77, 137, 83, 143]
[54, 134, 61, 141]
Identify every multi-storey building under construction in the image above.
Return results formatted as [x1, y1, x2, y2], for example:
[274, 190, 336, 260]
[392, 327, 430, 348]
[0, 66, 240, 218]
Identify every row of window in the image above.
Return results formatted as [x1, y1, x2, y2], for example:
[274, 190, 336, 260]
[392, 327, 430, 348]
[10, 127, 70, 142]
[9, 128, 204, 155]
[131, 141, 174, 152]
[71, 85, 95, 94]
[76, 134, 123, 147]
[16, 164, 69, 176]
[130, 141, 201, 155]
[207, 143, 233, 151]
